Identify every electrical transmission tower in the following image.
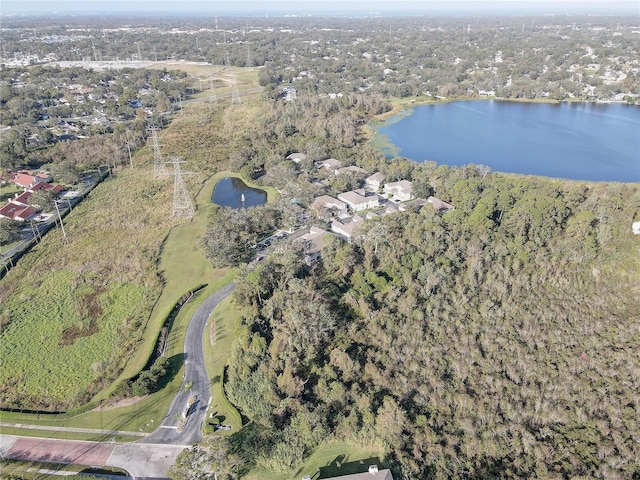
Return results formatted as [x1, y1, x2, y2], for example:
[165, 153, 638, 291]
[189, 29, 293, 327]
[168, 156, 195, 219]
[209, 78, 217, 105]
[148, 126, 169, 178]
[231, 75, 241, 105]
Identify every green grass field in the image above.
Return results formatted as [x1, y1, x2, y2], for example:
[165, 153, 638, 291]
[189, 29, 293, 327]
[244, 442, 385, 480]
[201, 295, 243, 436]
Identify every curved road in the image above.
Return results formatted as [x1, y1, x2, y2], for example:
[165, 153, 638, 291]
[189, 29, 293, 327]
[141, 282, 235, 446]
[0, 283, 236, 479]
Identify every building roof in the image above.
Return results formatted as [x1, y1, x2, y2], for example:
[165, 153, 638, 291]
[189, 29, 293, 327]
[286, 152, 307, 162]
[331, 216, 364, 238]
[366, 172, 385, 184]
[311, 195, 347, 211]
[12, 191, 32, 206]
[318, 158, 342, 170]
[0, 202, 35, 220]
[338, 191, 370, 206]
[11, 172, 38, 188]
[427, 196, 455, 213]
[30, 182, 64, 194]
[298, 226, 329, 256]
[384, 180, 413, 194]
[322, 468, 394, 480]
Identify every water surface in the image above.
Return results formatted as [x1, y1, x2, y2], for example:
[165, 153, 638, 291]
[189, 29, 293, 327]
[375, 101, 640, 182]
[211, 177, 267, 209]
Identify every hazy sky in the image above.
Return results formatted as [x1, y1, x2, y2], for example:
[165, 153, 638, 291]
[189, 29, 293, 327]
[1, 0, 638, 16]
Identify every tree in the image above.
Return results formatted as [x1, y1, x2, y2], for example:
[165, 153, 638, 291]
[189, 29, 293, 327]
[169, 436, 244, 480]
[48, 162, 80, 185]
[28, 189, 56, 211]
[0, 218, 22, 245]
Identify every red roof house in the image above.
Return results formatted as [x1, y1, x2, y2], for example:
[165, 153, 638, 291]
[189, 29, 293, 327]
[11, 171, 43, 189]
[0, 202, 35, 221]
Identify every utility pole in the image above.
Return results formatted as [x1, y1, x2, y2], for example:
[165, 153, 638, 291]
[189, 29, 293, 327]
[127, 141, 133, 169]
[54, 201, 66, 239]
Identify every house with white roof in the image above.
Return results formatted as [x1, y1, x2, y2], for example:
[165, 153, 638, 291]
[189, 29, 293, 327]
[310, 195, 348, 218]
[317, 158, 342, 173]
[384, 180, 413, 202]
[338, 191, 379, 213]
[365, 172, 385, 192]
[286, 152, 307, 163]
[331, 215, 365, 242]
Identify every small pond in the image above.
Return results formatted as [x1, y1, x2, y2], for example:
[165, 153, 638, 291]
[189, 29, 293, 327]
[211, 177, 267, 209]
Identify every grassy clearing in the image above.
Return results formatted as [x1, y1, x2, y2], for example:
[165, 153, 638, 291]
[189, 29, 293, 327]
[243, 442, 385, 480]
[202, 296, 243, 436]
[0, 183, 22, 203]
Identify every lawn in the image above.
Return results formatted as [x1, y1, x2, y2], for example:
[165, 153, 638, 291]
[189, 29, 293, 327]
[202, 296, 243, 436]
[243, 442, 385, 480]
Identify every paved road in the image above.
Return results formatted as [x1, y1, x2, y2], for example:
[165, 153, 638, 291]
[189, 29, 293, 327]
[140, 282, 235, 446]
[0, 283, 236, 478]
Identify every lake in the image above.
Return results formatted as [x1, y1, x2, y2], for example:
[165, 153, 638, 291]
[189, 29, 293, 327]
[374, 101, 640, 182]
[211, 177, 267, 208]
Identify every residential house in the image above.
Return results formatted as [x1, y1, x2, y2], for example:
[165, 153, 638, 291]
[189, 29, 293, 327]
[338, 190, 379, 213]
[10, 171, 46, 190]
[310, 195, 348, 218]
[0, 202, 35, 221]
[398, 198, 428, 212]
[282, 87, 297, 101]
[427, 196, 456, 213]
[11, 191, 33, 207]
[317, 158, 342, 173]
[365, 172, 385, 192]
[295, 226, 330, 264]
[331, 215, 364, 242]
[30, 182, 64, 195]
[286, 152, 307, 163]
[366, 203, 399, 219]
[319, 465, 394, 480]
[384, 180, 413, 202]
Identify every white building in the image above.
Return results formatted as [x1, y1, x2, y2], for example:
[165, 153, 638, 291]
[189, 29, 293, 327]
[338, 190, 379, 212]
[365, 172, 385, 192]
[384, 180, 413, 202]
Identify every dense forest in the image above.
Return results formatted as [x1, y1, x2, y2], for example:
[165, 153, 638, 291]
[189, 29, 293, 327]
[223, 166, 640, 479]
